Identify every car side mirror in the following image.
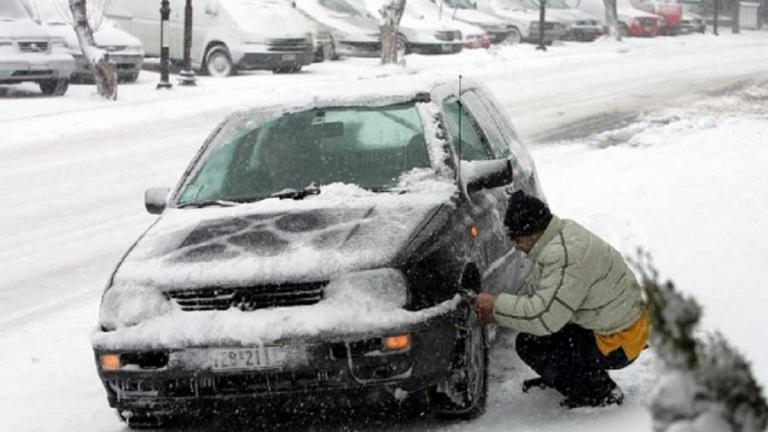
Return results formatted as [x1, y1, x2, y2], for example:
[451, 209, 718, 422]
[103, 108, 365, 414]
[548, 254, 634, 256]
[464, 159, 514, 192]
[205, 0, 219, 15]
[145, 187, 170, 214]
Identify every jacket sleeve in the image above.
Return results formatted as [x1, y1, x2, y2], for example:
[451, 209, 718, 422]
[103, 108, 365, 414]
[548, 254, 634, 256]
[493, 233, 590, 336]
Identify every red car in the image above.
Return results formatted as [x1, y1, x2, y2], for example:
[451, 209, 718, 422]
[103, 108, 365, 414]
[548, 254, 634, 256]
[629, 0, 682, 34]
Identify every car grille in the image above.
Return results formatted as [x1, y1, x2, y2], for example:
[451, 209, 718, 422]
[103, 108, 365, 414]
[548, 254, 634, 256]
[267, 38, 310, 52]
[12, 70, 53, 77]
[17, 41, 50, 53]
[637, 17, 657, 26]
[167, 282, 327, 311]
[435, 31, 461, 41]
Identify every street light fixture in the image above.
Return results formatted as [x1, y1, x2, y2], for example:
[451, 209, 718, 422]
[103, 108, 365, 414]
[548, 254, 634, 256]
[157, 0, 173, 89]
[178, 0, 197, 86]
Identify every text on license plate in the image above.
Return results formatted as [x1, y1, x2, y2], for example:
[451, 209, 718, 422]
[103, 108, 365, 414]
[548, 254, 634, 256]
[209, 346, 286, 371]
[282, 54, 297, 61]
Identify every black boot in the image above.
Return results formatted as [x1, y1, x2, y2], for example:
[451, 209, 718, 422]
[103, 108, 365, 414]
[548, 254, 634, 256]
[522, 377, 550, 393]
[559, 386, 624, 409]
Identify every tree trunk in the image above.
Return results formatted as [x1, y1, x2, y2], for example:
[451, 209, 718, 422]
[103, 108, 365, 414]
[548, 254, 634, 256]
[603, 0, 621, 40]
[379, 0, 407, 65]
[69, 0, 117, 100]
[714, 0, 719, 35]
[732, 0, 741, 33]
[536, 0, 547, 50]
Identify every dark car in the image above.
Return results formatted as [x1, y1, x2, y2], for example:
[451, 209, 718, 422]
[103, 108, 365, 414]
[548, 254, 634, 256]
[92, 77, 544, 429]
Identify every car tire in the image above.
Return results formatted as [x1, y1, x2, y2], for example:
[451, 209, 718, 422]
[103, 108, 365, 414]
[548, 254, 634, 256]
[431, 303, 488, 420]
[504, 27, 523, 45]
[203, 45, 235, 77]
[38, 78, 69, 96]
[619, 23, 630, 38]
[396, 34, 408, 58]
[123, 72, 140, 83]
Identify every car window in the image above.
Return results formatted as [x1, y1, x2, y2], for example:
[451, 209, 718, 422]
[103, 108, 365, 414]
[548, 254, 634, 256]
[442, 99, 493, 161]
[461, 91, 511, 159]
[177, 103, 430, 206]
[318, 0, 362, 15]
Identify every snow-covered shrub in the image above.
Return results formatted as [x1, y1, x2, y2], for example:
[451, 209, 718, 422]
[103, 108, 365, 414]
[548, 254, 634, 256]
[633, 251, 768, 432]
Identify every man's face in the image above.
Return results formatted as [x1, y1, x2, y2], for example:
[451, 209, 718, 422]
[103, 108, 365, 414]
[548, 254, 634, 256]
[511, 233, 540, 254]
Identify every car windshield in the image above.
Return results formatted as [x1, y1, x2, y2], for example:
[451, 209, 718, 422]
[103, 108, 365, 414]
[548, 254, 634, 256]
[443, 0, 477, 9]
[496, 0, 530, 10]
[318, 0, 362, 16]
[25, 0, 71, 24]
[177, 103, 432, 206]
[0, 0, 30, 20]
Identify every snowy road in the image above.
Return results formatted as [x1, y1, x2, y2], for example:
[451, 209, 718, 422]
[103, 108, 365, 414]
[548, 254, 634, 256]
[1, 32, 767, 431]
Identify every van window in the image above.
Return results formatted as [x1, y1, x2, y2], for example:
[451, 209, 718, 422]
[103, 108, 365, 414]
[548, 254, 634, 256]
[460, 91, 511, 159]
[442, 99, 492, 161]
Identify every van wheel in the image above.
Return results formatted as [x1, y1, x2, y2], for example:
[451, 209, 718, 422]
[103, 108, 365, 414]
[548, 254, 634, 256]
[431, 304, 488, 420]
[504, 27, 523, 45]
[39, 78, 69, 96]
[204, 45, 234, 77]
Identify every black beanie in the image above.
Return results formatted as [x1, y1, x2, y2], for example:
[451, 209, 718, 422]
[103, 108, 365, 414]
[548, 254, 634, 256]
[504, 191, 553, 238]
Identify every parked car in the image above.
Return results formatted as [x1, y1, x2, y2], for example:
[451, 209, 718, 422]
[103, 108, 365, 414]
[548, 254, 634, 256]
[355, 0, 465, 55]
[295, 0, 381, 58]
[679, 1, 706, 33]
[628, 0, 682, 34]
[92, 76, 544, 428]
[20, 0, 144, 83]
[565, 0, 662, 37]
[474, 0, 567, 43]
[105, 0, 314, 76]
[424, 0, 516, 44]
[533, 0, 603, 41]
[0, 0, 74, 95]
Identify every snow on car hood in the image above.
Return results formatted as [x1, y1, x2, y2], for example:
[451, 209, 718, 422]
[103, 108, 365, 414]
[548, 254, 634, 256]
[0, 18, 50, 38]
[451, 8, 506, 26]
[618, 7, 660, 19]
[113, 182, 456, 290]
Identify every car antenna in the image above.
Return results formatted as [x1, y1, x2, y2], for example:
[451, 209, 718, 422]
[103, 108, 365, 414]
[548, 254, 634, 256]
[457, 74, 463, 184]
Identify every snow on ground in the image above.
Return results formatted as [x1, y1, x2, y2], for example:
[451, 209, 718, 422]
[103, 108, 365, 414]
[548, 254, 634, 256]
[1, 32, 767, 431]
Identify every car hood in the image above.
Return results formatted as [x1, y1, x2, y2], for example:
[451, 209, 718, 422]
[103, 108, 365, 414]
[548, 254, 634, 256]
[39, 22, 140, 51]
[618, 7, 660, 19]
[450, 8, 505, 26]
[112, 185, 455, 290]
[0, 18, 50, 38]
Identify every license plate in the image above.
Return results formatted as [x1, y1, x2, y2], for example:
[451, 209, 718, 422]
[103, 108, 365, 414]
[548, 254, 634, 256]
[208, 346, 286, 371]
[282, 54, 297, 61]
[441, 44, 454, 52]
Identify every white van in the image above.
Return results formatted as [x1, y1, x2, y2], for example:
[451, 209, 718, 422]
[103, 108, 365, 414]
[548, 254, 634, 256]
[106, 0, 314, 76]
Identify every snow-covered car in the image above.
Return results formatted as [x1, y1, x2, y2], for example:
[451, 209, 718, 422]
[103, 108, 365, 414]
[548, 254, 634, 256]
[296, 0, 381, 58]
[565, 0, 662, 37]
[105, 0, 313, 76]
[0, 0, 74, 95]
[92, 76, 544, 428]
[629, 0, 682, 34]
[20, 0, 144, 83]
[422, 0, 516, 44]
[355, 0, 465, 55]
[475, 0, 567, 43]
[678, 1, 706, 33]
[535, 0, 603, 41]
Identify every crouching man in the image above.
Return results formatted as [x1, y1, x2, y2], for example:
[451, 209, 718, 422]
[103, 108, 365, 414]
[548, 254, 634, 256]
[473, 191, 650, 408]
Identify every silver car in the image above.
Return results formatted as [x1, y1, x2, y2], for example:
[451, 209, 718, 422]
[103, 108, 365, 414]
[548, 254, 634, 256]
[21, 0, 144, 83]
[0, 0, 74, 95]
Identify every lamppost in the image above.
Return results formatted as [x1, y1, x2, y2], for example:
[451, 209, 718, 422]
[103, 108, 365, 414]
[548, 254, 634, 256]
[157, 0, 173, 89]
[178, 0, 196, 86]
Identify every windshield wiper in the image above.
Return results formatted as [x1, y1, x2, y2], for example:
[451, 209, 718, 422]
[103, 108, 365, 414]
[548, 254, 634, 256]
[177, 199, 240, 209]
[270, 185, 321, 200]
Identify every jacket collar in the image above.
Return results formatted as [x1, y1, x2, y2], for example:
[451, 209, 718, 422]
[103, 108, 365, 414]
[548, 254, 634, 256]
[527, 215, 563, 260]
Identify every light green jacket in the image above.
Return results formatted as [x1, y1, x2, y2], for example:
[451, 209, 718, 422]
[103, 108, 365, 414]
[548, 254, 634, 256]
[494, 215, 644, 336]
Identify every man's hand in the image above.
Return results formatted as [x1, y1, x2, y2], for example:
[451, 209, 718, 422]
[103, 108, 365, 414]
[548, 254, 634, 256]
[472, 292, 496, 325]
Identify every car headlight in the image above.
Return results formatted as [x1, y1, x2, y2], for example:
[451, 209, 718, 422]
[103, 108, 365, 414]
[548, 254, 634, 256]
[99, 283, 173, 331]
[324, 269, 409, 310]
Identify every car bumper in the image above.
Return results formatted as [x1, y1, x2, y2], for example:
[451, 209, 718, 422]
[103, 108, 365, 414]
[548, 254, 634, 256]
[628, 22, 660, 37]
[523, 28, 566, 43]
[408, 42, 463, 55]
[235, 51, 313, 71]
[336, 41, 381, 58]
[95, 309, 460, 414]
[567, 27, 604, 41]
[0, 52, 75, 83]
[72, 53, 144, 78]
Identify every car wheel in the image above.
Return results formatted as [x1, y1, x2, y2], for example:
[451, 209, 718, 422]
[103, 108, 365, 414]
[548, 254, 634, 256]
[619, 23, 630, 38]
[123, 72, 139, 83]
[204, 45, 235, 77]
[432, 303, 488, 420]
[38, 78, 69, 96]
[504, 27, 523, 45]
[396, 34, 408, 58]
